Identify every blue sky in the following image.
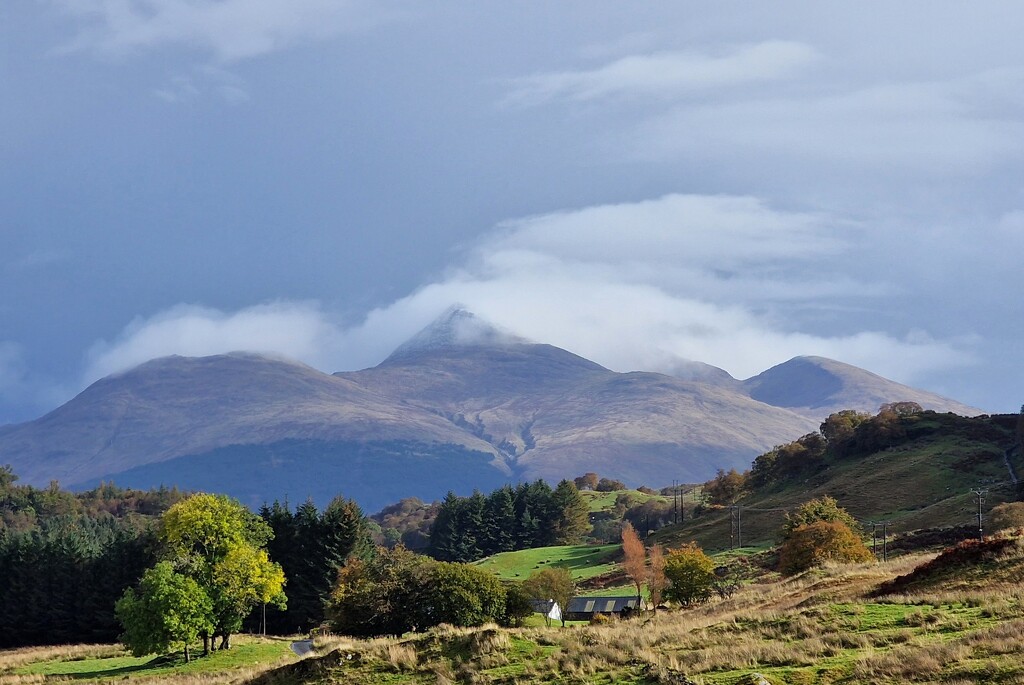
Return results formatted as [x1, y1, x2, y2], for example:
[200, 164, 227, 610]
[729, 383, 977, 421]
[2, 1, 1023, 424]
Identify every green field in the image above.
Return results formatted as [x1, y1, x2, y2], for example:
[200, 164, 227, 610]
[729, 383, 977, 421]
[473, 543, 621, 581]
[11, 635, 296, 682]
[579, 489, 669, 513]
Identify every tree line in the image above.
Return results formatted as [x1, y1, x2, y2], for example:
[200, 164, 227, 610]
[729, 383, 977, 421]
[0, 468, 182, 648]
[427, 479, 590, 563]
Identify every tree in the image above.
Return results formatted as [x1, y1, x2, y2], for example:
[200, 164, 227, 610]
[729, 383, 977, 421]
[158, 494, 285, 651]
[783, 496, 860, 538]
[596, 478, 627, 492]
[663, 543, 715, 606]
[115, 562, 213, 662]
[551, 480, 590, 544]
[522, 567, 575, 627]
[648, 544, 667, 613]
[502, 582, 535, 627]
[820, 410, 870, 446]
[620, 522, 646, 608]
[417, 562, 507, 628]
[482, 487, 516, 555]
[574, 473, 599, 491]
[878, 401, 923, 417]
[328, 546, 510, 636]
[778, 521, 874, 575]
[704, 469, 747, 505]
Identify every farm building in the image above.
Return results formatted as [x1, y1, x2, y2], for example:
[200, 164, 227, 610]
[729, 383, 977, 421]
[564, 596, 639, 621]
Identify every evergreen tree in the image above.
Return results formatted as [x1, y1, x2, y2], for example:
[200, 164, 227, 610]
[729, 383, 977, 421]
[551, 480, 590, 544]
[427, 492, 463, 562]
[482, 486, 516, 555]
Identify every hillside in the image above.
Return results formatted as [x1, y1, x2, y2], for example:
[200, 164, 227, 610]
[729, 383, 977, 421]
[653, 411, 1020, 553]
[742, 355, 981, 419]
[0, 308, 983, 510]
[246, 537, 1024, 685]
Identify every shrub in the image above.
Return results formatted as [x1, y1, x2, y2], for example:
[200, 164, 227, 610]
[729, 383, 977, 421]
[783, 496, 861, 538]
[664, 542, 716, 606]
[778, 521, 874, 575]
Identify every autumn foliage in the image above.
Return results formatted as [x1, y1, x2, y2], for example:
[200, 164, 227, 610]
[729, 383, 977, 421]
[778, 520, 874, 575]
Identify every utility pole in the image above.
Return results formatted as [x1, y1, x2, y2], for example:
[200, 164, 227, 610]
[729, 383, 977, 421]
[881, 521, 889, 562]
[868, 521, 877, 557]
[737, 505, 742, 548]
[728, 506, 735, 549]
[673, 480, 679, 524]
[971, 488, 987, 541]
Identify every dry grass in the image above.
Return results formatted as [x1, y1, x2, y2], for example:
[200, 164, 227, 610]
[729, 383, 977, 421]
[0, 645, 125, 671]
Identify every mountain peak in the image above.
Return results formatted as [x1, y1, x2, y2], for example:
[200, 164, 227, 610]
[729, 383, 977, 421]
[384, 306, 527, 361]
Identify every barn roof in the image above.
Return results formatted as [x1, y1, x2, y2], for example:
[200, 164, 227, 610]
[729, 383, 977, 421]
[566, 596, 638, 614]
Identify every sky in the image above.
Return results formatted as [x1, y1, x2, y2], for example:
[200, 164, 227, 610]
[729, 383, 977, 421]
[1, 1, 1023, 424]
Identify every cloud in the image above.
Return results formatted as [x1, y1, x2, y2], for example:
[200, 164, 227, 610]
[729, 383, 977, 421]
[503, 41, 817, 107]
[83, 194, 973, 391]
[632, 71, 1024, 172]
[49, 0, 400, 62]
[84, 302, 345, 380]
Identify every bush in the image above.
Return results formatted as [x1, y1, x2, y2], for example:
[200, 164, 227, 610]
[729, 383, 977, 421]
[778, 521, 874, 575]
[783, 496, 860, 538]
[663, 542, 716, 606]
[327, 546, 509, 636]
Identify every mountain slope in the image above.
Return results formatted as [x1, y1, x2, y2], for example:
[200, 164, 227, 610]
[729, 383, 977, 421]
[0, 353, 503, 498]
[742, 355, 982, 418]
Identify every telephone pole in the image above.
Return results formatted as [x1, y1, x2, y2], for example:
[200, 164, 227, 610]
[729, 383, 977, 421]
[971, 488, 987, 541]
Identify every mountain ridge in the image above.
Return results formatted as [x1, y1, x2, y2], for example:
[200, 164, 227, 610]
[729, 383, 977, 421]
[0, 309, 983, 510]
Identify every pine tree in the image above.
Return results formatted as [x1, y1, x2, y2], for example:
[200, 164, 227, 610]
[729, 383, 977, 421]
[551, 480, 590, 544]
[483, 487, 516, 554]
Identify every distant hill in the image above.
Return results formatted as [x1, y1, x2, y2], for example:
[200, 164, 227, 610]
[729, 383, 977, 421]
[0, 308, 983, 511]
[653, 411, 1020, 552]
[742, 355, 980, 418]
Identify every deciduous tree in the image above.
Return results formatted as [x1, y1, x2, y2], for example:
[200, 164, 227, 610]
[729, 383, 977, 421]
[778, 520, 873, 575]
[621, 522, 646, 607]
[648, 544, 667, 613]
[663, 542, 715, 606]
[115, 562, 213, 662]
[522, 567, 575, 627]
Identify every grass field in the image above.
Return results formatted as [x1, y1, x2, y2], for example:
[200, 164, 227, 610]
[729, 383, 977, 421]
[258, 538, 1024, 684]
[579, 489, 669, 513]
[473, 543, 621, 581]
[3, 635, 296, 684]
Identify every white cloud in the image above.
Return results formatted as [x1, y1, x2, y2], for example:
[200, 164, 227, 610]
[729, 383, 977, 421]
[84, 302, 345, 380]
[82, 194, 973, 391]
[634, 75, 1024, 172]
[50, 0, 400, 61]
[503, 41, 817, 107]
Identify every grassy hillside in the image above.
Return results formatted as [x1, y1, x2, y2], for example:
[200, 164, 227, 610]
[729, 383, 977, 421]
[473, 544, 621, 582]
[654, 412, 1019, 553]
[579, 488, 670, 513]
[248, 536, 1024, 684]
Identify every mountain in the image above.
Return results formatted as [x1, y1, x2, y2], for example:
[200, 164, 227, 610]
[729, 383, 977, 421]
[0, 309, 982, 510]
[742, 355, 981, 418]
